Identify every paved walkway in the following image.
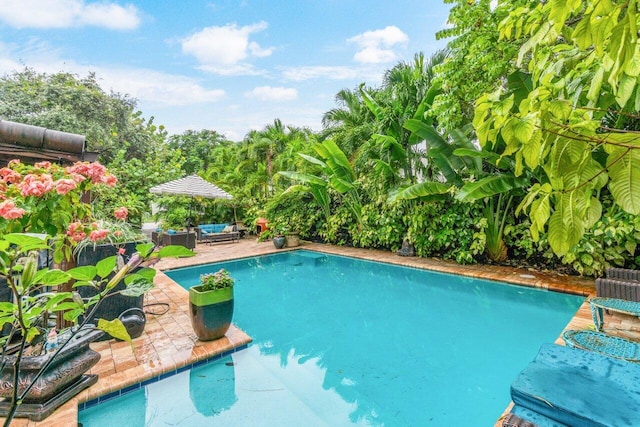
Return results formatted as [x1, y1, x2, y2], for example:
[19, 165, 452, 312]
[6, 238, 635, 426]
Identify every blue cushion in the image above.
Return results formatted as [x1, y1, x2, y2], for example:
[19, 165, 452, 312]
[198, 223, 228, 233]
[511, 343, 640, 427]
[167, 229, 177, 234]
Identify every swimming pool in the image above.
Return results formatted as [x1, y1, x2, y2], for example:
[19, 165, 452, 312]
[79, 250, 584, 426]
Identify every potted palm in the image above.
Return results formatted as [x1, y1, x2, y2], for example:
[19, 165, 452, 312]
[189, 269, 234, 341]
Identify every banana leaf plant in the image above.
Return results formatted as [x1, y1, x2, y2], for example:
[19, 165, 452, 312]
[279, 140, 362, 228]
[390, 119, 529, 262]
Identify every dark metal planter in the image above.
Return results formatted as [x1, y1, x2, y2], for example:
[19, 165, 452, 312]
[189, 286, 234, 341]
[272, 235, 286, 249]
[75, 242, 146, 339]
[0, 326, 103, 421]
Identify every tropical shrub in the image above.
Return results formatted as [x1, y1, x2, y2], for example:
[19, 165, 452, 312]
[320, 205, 354, 246]
[264, 190, 324, 240]
[352, 200, 407, 251]
[561, 207, 640, 277]
[406, 198, 486, 264]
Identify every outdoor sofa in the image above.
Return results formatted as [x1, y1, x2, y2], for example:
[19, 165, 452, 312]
[195, 223, 240, 245]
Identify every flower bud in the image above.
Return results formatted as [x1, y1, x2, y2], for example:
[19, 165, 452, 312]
[126, 253, 143, 270]
[20, 254, 38, 288]
[72, 291, 85, 309]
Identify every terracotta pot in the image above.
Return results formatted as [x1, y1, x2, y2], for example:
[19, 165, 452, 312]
[285, 233, 300, 247]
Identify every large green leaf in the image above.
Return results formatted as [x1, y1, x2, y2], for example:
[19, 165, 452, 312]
[456, 174, 529, 202]
[156, 245, 195, 258]
[529, 193, 551, 241]
[359, 85, 385, 121]
[121, 277, 154, 296]
[33, 269, 71, 286]
[317, 140, 356, 183]
[97, 318, 131, 344]
[67, 266, 97, 281]
[279, 171, 327, 187]
[608, 148, 640, 214]
[2, 234, 50, 252]
[135, 243, 156, 258]
[309, 183, 331, 220]
[507, 70, 533, 105]
[388, 182, 450, 202]
[96, 256, 117, 279]
[298, 152, 327, 168]
[547, 192, 585, 255]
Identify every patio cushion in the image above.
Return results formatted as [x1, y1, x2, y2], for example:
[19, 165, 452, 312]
[511, 343, 640, 427]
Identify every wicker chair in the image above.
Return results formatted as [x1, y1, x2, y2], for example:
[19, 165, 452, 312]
[161, 231, 196, 250]
[596, 267, 640, 302]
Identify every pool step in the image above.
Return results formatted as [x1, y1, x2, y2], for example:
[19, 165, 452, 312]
[288, 252, 328, 266]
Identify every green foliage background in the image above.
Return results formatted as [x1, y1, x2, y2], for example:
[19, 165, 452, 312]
[2, 0, 639, 277]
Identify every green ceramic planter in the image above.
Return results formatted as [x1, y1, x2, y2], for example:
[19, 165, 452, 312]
[189, 285, 234, 341]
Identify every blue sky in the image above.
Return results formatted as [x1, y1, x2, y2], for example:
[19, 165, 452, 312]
[0, 0, 451, 141]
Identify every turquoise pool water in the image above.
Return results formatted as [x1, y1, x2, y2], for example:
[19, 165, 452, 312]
[79, 250, 584, 426]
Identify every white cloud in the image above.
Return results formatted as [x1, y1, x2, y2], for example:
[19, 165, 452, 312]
[0, 42, 225, 107]
[98, 67, 226, 106]
[281, 65, 362, 81]
[181, 22, 273, 75]
[246, 86, 297, 101]
[0, 0, 140, 30]
[347, 26, 408, 64]
[353, 47, 398, 64]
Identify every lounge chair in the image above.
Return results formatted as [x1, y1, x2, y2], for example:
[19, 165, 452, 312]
[589, 296, 640, 331]
[562, 329, 640, 362]
[509, 343, 640, 426]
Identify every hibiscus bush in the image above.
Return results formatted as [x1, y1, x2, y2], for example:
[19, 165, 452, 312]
[0, 159, 127, 263]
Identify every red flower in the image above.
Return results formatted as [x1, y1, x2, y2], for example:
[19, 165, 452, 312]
[102, 174, 117, 187]
[114, 207, 128, 220]
[54, 178, 77, 195]
[0, 200, 26, 220]
[18, 173, 55, 197]
[34, 161, 52, 169]
[88, 229, 110, 242]
[0, 168, 22, 184]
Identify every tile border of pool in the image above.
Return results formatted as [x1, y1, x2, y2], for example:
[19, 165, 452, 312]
[79, 343, 249, 412]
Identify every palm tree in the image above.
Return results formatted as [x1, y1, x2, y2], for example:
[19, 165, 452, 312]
[321, 88, 374, 158]
[357, 50, 449, 187]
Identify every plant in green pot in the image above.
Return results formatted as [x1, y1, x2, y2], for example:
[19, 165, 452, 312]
[189, 269, 234, 341]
